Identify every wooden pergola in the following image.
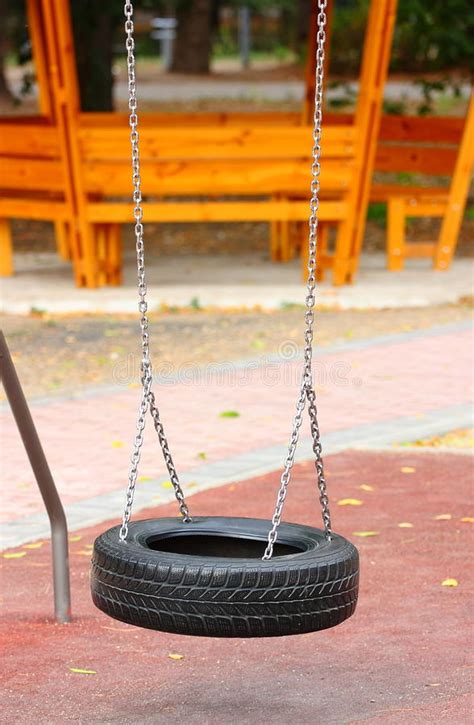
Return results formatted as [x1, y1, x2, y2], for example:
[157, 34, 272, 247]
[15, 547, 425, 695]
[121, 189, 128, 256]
[0, 0, 471, 288]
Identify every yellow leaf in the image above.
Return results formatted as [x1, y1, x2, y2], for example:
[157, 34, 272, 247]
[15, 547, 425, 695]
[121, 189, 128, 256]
[69, 667, 97, 675]
[168, 653, 184, 660]
[111, 440, 124, 448]
[460, 517, 474, 523]
[398, 522, 414, 528]
[434, 514, 452, 521]
[401, 467, 416, 473]
[23, 541, 44, 549]
[352, 531, 379, 537]
[228, 485, 236, 492]
[441, 578, 458, 587]
[2, 551, 27, 559]
[138, 476, 152, 482]
[161, 481, 173, 489]
[359, 484, 374, 492]
[69, 535, 82, 542]
[337, 498, 363, 506]
[77, 550, 92, 556]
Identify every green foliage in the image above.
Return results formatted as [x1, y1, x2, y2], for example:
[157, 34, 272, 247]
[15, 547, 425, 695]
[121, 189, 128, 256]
[393, 0, 474, 72]
[367, 203, 387, 229]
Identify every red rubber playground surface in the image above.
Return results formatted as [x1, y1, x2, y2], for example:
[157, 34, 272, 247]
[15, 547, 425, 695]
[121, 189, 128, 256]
[1, 449, 472, 724]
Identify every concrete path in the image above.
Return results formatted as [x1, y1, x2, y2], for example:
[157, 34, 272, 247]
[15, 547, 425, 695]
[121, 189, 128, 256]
[2, 252, 473, 314]
[1, 449, 472, 724]
[1, 321, 472, 548]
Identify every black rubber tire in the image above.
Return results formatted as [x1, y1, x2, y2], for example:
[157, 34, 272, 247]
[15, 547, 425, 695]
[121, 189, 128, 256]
[91, 517, 359, 638]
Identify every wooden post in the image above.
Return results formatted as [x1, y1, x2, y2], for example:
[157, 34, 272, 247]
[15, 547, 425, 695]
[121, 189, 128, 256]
[0, 220, 14, 276]
[39, 0, 99, 288]
[332, 0, 397, 285]
[27, 0, 54, 118]
[434, 93, 474, 270]
[387, 198, 405, 271]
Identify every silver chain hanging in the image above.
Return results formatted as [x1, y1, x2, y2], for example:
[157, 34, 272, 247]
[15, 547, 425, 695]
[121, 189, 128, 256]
[120, 0, 331, 552]
[119, 1, 191, 541]
[262, 0, 331, 559]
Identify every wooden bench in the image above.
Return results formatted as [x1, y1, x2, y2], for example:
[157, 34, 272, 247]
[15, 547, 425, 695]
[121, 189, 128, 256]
[71, 123, 356, 285]
[384, 94, 474, 270]
[0, 118, 72, 276]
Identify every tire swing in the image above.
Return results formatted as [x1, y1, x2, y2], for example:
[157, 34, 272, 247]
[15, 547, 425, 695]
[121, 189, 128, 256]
[91, 0, 359, 638]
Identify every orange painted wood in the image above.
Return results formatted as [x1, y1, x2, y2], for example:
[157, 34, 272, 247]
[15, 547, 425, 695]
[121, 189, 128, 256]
[435, 93, 474, 270]
[27, 0, 54, 119]
[0, 220, 14, 276]
[332, 0, 397, 285]
[374, 144, 457, 175]
[0, 124, 61, 157]
[79, 111, 303, 127]
[82, 159, 353, 196]
[370, 183, 448, 203]
[0, 158, 65, 191]
[78, 125, 356, 161]
[86, 199, 348, 223]
[0, 198, 70, 220]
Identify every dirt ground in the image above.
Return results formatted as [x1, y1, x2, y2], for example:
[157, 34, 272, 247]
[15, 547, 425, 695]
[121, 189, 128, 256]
[1, 302, 471, 401]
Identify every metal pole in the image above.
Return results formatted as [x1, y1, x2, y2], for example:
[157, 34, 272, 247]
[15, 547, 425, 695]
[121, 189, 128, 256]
[0, 331, 71, 623]
[238, 6, 251, 69]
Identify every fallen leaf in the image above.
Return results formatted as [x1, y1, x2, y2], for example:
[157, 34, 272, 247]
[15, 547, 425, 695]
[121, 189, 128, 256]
[69, 668, 97, 675]
[228, 485, 236, 491]
[197, 452, 207, 460]
[69, 535, 82, 542]
[168, 653, 184, 661]
[441, 578, 458, 587]
[352, 531, 379, 538]
[219, 410, 240, 418]
[398, 522, 414, 528]
[460, 517, 474, 523]
[138, 476, 152, 483]
[2, 551, 27, 559]
[434, 514, 452, 521]
[187, 482, 198, 489]
[401, 467, 416, 473]
[16, 482, 31, 489]
[161, 481, 174, 489]
[337, 498, 363, 506]
[77, 550, 92, 556]
[23, 542, 44, 549]
[360, 484, 374, 492]
[111, 440, 124, 448]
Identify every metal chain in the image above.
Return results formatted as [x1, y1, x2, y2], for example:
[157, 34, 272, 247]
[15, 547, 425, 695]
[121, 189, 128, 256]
[263, 0, 331, 559]
[120, 1, 191, 541]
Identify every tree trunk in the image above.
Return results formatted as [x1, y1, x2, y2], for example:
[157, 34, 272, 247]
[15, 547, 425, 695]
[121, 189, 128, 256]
[71, 0, 122, 112]
[171, 0, 212, 75]
[0, 0, 14, 103]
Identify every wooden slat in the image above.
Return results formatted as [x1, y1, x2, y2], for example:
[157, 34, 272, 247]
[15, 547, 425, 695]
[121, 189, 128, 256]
[0, 158, 65, 191]
[79, 111, 303, 128]
[0, 198, 69, 220]
[86, 199, 348, 223]
[78, 125, 356, 161]
[370, 183, 447, 203]
[374, 144, 457, 175]
[82, 159, 353, 196]
[404, 199, 448, 216]
[404, 242, 437, 257]
[0, 124, 61, 158]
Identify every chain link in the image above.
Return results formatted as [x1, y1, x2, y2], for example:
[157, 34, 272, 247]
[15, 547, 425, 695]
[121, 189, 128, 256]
[263, 0, 331, 559]
[120, 1, 191, 541]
